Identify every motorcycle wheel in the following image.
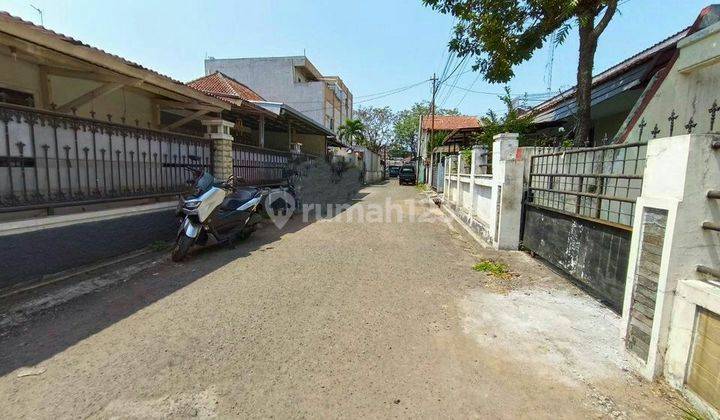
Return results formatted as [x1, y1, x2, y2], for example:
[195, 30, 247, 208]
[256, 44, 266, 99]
[171, 233, 195, 262]
[237, 228, 252, 241]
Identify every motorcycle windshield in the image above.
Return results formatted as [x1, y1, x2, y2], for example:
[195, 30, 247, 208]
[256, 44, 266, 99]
[196, 172, 215, 193]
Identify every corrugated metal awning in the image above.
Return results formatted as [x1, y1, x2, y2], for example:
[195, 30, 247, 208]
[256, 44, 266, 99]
[533, 61, 652, 124]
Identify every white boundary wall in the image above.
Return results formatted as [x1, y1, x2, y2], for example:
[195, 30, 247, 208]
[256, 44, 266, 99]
[443, 133, 523, 250]
[620, 134, 720, 417]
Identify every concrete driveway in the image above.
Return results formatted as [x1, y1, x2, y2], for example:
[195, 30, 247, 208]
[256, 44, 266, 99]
[0, 181, 682, 418]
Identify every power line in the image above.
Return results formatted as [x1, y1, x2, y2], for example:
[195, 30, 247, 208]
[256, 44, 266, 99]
[295, 79, 430, 113]
[355, 78, 431, 99]
[438, 56, 469, 109]
[454, 72, 482, 109]
[438, 84, 503, 96]
[354, 80, 430, 104]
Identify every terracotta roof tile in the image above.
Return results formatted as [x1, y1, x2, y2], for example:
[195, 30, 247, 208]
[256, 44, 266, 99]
[187, 72, 265, 102]
[421, 115, 481, 131]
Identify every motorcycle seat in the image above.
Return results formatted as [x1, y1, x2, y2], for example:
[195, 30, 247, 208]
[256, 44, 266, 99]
[220, 187, 261, 211]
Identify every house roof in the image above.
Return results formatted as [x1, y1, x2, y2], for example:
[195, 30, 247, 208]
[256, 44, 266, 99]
[421, 115, 481, 131]
[187, 72, 265, 103]
[253, 101, 338, 141]
[0, 11, 230, 110]
[528, 26, 691, 119]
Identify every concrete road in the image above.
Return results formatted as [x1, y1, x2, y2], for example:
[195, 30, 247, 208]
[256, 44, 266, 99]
[0, 181, 681, 418]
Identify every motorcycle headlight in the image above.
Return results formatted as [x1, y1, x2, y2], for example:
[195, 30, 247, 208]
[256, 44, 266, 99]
[183, 199, 201, 210]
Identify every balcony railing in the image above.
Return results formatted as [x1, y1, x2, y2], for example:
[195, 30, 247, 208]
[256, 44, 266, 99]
[0, 103, 212, 212]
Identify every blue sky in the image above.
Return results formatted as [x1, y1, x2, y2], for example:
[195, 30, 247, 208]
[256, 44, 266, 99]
[0, 0, 710, 116]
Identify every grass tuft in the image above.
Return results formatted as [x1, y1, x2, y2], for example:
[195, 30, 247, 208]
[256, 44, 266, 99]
[473, 260, 510, 278]
[676, 404, 709, 420]
[415, 183, 429, 192]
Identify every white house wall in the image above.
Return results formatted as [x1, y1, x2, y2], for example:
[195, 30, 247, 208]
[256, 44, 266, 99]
[205, 58, 327, 128]
[623, 22, 720, 142]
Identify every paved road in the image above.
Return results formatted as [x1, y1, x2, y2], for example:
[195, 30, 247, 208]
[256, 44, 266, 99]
[0, 182, 680, 418]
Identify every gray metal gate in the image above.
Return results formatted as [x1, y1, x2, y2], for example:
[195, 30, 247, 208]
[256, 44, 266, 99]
[522, 142, 647, 311]
[434, 161, 445, 192]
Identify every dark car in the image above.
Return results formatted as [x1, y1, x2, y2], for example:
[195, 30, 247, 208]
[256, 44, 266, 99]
[388, 166, 400, 178]
[398, 165, 416, 185]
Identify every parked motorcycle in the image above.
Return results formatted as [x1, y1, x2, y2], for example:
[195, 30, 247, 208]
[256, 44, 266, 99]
[171, 156, 299, 262]
[171, 157, 268, 262]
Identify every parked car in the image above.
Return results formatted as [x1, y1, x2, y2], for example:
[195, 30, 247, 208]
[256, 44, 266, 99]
[398, 166, 416, 185]
[388, 166, 400, 178]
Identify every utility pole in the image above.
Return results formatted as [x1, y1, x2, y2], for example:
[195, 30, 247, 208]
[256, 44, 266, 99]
[430, 73, 437, 149]
[428, 73, 437, 185]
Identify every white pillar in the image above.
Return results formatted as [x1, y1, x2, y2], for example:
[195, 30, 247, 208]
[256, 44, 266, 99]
[443, 155, 450, 196]
[490, 133, 522, 250]
[467, 145, 486, 216]
[621, 134, 720, 386]
[428, 152, 434, 188]
[455, 153, 461, 207]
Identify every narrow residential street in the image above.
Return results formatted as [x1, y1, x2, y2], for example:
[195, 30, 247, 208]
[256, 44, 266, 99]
[0, 182, 680, 419]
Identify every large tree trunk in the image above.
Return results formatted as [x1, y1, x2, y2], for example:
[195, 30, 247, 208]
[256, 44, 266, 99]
[576, 21, 598, 146]
[574, 1, 618, 147]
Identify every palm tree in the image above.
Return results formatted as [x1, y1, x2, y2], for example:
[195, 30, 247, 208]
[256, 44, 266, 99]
[337, 119, 366, 146]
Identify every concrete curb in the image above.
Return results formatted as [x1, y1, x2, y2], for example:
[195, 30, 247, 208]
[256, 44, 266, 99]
[0, 202, 177, 237]
[0, 247, 161, 299]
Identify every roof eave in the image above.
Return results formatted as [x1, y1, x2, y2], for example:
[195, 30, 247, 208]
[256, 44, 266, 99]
[0, 14, 231, 111]
[252, 101, 336, 138]
[528, 27, 691, 116]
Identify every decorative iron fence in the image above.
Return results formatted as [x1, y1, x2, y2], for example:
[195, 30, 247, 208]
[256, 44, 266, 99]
[526, 141, 647, 228]
[232, 144, 316, 186]
[0, 103, 212, 212]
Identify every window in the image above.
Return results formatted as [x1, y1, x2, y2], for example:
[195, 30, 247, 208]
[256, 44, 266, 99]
[0, 87, 34, 107]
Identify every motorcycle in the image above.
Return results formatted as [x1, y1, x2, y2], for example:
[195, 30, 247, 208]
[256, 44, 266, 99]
[171, 157, 269, 262]
[171, 156, 299, 262]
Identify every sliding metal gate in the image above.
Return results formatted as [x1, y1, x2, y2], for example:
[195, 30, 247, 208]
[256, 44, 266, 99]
[522, 142, 647, 311]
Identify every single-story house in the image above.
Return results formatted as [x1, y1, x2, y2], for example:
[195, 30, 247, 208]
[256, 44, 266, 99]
[415, 115, 482, 188]
[0, 11, 342, 221]
[526, 5, 720, 146]
[187, 71, 338, 157]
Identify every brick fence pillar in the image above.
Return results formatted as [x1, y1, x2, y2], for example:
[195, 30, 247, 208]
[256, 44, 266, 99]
[202, 119, 234, 180]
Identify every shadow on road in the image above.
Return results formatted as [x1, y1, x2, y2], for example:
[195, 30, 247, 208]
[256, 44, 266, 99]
[0, 187, 373, 377]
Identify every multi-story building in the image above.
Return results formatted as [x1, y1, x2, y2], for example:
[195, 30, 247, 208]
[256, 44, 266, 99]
[205, 56, 353, 133]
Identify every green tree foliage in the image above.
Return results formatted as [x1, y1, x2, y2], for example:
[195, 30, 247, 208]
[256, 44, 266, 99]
[393, 101, 459, 157]
[422, 0, 619, 145]
[337, 118, 366, 146]
[476, 87, 533, 148]
[355, 106, 396, 153]
[427, 131, 452, 153]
